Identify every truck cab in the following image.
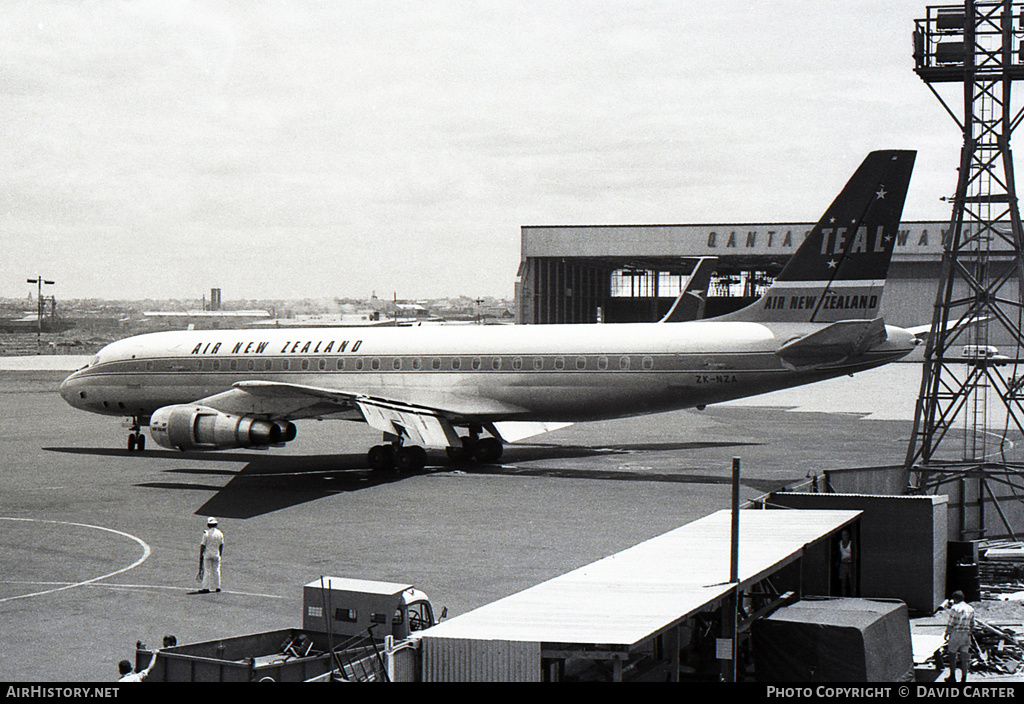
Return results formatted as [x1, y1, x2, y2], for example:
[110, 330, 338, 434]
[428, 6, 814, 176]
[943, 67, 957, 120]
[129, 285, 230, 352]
[400, 587, 436, 634]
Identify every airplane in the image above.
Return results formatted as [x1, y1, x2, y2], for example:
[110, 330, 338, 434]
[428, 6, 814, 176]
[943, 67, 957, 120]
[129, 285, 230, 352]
[60, 150, 920, 472]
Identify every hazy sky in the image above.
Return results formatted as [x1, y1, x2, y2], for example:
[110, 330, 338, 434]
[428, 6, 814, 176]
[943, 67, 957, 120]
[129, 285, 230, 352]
[1, 1, 971, 301]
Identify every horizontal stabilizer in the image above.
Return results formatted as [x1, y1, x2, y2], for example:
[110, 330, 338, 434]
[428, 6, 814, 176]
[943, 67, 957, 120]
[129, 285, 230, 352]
[906, 314, 991, 341]
[776, 318, 887, 370]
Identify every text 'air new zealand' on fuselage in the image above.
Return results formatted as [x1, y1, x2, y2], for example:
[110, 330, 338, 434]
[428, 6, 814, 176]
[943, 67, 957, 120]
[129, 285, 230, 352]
[59, 150, 920, 472]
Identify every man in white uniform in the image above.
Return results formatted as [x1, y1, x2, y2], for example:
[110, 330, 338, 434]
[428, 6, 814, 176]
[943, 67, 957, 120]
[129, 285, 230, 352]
[197, 516, 224, 593]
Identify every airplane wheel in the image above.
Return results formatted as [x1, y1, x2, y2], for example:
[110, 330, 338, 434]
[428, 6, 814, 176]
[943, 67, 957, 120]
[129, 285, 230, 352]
[127, 434, 137, 452]
[445, 446, 469, 462]
[367, 445, 394, 471]
[472, 438, 503, 463]
[136, 434, 146, 452]
[395, 446, 427, 473]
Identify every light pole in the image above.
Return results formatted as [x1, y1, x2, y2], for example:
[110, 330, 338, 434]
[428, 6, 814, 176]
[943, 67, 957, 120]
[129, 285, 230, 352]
[27, 276, 54, 347]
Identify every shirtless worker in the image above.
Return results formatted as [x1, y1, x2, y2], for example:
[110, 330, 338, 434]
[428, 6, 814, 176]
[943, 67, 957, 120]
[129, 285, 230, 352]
[945, 590, 975, 682]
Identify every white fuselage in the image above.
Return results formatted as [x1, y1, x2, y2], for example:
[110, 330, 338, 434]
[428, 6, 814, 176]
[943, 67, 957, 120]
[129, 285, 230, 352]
[60, 320, 918, 424]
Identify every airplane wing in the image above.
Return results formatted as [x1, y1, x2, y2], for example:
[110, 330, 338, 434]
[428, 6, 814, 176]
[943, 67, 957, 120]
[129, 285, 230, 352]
[775, 318, 888, 370]
[189, 380, 536, 449]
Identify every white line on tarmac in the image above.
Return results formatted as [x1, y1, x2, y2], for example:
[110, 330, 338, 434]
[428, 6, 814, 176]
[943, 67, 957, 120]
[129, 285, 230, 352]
[0, 580, 283, 599]
[0, 517, 151, 604]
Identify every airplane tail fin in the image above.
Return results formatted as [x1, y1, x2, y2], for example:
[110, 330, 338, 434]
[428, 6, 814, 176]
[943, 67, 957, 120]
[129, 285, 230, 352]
[657, 257, 716, 323]
[717, 150, 916, 324]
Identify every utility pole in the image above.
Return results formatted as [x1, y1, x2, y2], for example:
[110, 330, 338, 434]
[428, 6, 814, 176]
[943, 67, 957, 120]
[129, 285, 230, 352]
[907, 1, 1024, 539]
[26, 276, 54, 348]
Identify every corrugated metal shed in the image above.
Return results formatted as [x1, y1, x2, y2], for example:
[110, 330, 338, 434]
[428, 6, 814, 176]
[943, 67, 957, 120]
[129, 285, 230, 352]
[421, 638, 541, 683]
[418, 508, 860, 648]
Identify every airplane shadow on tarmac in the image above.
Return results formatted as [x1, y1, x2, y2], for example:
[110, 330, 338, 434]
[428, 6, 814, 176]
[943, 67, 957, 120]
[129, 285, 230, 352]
[45, 438, 768, 519]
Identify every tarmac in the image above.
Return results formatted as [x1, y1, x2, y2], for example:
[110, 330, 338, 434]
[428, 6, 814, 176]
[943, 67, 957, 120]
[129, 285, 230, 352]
[0, 359, 941, 682]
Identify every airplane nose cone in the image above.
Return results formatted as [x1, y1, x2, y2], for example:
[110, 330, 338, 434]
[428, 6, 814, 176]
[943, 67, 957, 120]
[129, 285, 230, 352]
[59, 372, 80, 406]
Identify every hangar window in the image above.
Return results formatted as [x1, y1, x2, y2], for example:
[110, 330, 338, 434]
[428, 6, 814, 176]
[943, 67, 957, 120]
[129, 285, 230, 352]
[611, 269, 694, 298]
[610, 269, 655, 297]
[657, 272, 689, 298]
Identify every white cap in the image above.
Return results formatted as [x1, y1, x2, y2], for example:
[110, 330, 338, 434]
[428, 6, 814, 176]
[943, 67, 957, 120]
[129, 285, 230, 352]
[207, 517, 218, 526]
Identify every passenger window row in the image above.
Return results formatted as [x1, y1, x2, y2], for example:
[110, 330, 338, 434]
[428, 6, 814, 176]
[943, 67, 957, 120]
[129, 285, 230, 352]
[130, 355, 658, 373]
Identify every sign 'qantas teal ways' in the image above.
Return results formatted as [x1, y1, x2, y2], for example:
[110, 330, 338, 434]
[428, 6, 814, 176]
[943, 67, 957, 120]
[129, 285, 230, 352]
[60, 150, 919, 472]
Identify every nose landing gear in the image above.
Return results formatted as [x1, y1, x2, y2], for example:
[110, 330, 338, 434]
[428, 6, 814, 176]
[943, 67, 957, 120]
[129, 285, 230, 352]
[127, 417, 146, 452]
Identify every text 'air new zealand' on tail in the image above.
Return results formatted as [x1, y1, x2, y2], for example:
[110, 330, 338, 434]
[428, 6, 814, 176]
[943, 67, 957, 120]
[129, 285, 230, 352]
[723, 149, 916, 324]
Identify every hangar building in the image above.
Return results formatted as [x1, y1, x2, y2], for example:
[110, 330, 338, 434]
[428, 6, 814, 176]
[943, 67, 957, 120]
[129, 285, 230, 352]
[515, 221, 1020, 341]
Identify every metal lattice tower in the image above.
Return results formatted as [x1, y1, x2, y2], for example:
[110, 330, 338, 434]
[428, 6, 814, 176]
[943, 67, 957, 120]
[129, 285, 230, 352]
[905, 1, 1024, 539]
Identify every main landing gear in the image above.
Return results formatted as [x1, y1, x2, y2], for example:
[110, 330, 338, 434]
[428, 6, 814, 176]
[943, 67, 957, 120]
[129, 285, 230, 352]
[444, 436, 503, 463]
[443, 426, 503, 463]
[366, 427, 505, 472]
[127, 416, 146, 452]
[367, 443, 428, 473]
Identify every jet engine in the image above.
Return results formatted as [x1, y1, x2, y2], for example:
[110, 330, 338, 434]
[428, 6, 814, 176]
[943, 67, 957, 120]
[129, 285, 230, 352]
[149, 404, 296, 451]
